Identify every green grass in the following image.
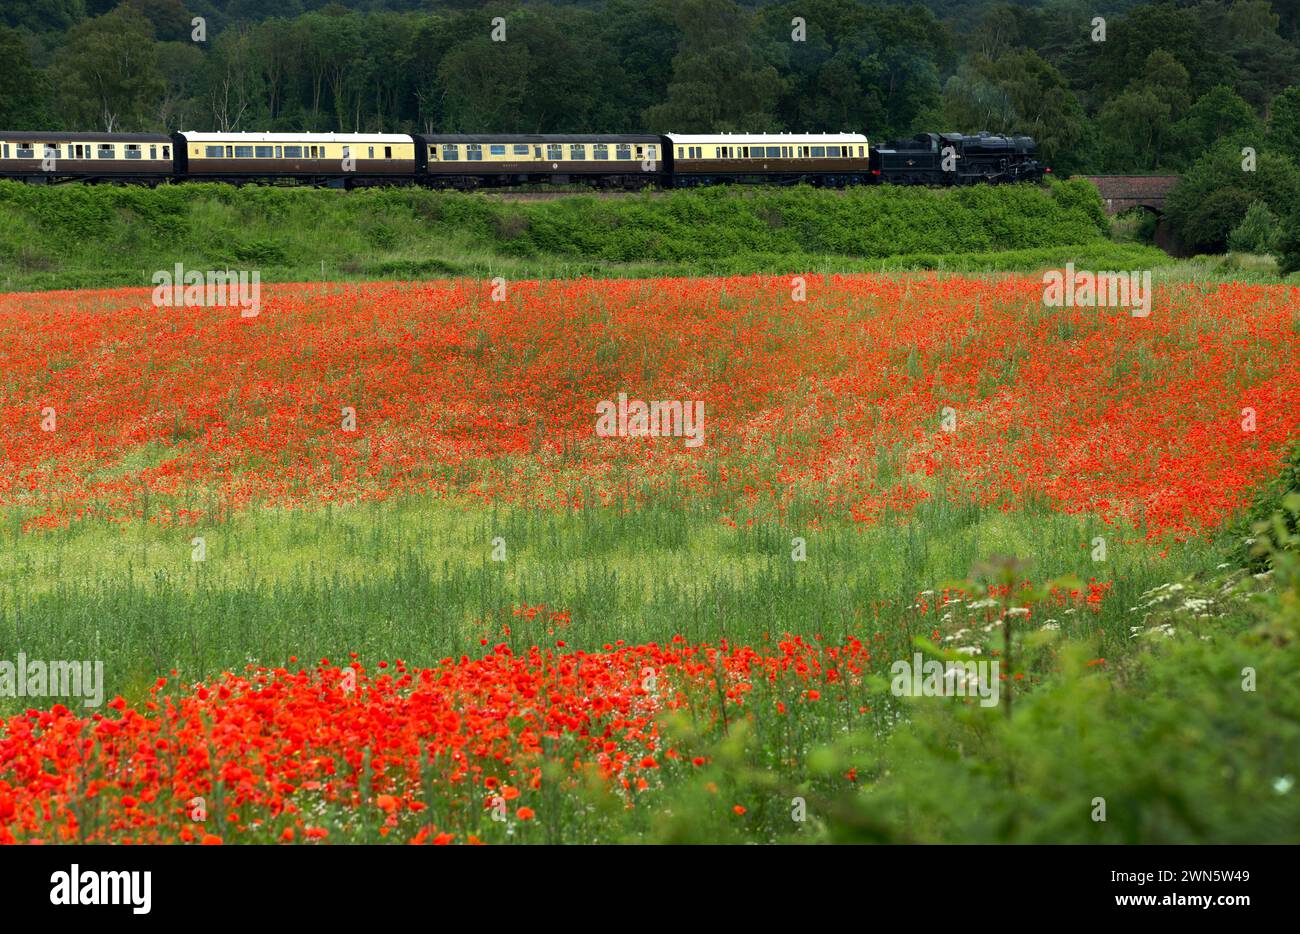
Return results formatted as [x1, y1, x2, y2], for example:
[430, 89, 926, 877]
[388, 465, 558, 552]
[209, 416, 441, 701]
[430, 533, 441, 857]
[0, 489, 1223, 713]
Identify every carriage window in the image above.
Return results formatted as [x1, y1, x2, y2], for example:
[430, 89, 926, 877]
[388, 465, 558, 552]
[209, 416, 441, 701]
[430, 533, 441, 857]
[764, 146, 778, 157]
[810, 146, 825, 157]
[428, 146, 436, 160]
[616, 144, 632, 160]
[205, 146, 223, 158]
[858, 146, 864, 157]
[16, 143, 34, 158]
[149, 145, 157, 159]
[234, 146, 253, 158]
[255, 146, 273, 158]
[489, 145, 506, 156]
[124, 144, 142, 160]
[513, 144, 530, 155]
[466, 144, 483, 161]
[283, 146, 302, 158]
[677, 146, 684, 158]
[368, 146, 375, 158]
[43, 144, 61, 158]
[163, 145, 170, 159]
[647, 145, 657, 160]
[547, 144, 562, 160]
[442, 144, 459, 160]
[342, 145, 351, 159]
[384, 146, 392, 159]
[1, 143, 7, 158]
[275, 146, 282, 158]
[569, 143, 585, 159]
[593, 144, 608, 160]
[751, 147, 765, 158]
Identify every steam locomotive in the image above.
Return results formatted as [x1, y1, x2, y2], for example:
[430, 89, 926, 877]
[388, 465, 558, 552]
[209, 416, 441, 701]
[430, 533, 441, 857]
[869, 132, 1047, 185]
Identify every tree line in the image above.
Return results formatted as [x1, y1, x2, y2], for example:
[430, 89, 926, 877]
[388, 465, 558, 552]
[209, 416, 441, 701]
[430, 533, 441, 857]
[1, 0, 1297, 175]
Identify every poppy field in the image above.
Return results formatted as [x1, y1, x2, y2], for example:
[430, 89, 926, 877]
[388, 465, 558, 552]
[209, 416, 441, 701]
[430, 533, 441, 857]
[1, 273, 1298, 844]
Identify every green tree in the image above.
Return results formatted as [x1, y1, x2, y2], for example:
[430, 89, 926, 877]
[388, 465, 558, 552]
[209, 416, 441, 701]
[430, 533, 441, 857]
[49, 5, 164, 131]
[1138, 50, 1191, 119]
[1097, 89, 1173, 171]
[1, 0, 85, 34]
[437, 36, 531, 133]
[644, 0, 784, 132]
[1095, 51, 1190, 170]
[1276, 211, 1300, 274]
[1267, 86, 1300, 158]
[1226, 200, 1280, 254]
[599, 0, 678, 133]
[155, 40, 204, 130]
[0, 24, 51, 128]
[1174, 85, 1262, 161]
[1197, 0, 1298, 107]
[1165, 141, 1300, 253]
[1091, 1, 1231, 98]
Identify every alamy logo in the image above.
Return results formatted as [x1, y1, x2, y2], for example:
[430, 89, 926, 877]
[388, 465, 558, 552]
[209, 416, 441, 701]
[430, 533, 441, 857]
[890, 652, 1000, 707]
[0, 653, 103, 707]
[50, 865, 151, 914]
[1042, 263, 1151, 317]
[152, 262, 261, 317]
[595, 392, 705, 447]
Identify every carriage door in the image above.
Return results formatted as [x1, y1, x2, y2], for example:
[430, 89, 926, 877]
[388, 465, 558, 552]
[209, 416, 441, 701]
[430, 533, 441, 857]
[635, 145, 644, 160]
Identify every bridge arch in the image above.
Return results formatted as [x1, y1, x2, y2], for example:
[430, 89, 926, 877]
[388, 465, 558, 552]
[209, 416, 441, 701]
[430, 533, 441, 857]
[1071, 175, 1180, 216]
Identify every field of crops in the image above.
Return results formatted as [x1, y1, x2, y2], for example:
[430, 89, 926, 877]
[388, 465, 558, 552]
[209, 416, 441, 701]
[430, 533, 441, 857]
[1, 273, 1298, 844]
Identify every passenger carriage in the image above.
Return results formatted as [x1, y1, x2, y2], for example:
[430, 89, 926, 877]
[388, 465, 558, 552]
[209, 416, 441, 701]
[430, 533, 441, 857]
[415, 134, 663, 189]
[0, 132, 173, 183]
[174, 132, 415, 185]
[665, 133, 870, 187]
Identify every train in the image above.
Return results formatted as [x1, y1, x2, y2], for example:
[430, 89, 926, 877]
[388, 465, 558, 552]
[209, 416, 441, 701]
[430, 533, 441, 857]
[0, 129, 1047, 189]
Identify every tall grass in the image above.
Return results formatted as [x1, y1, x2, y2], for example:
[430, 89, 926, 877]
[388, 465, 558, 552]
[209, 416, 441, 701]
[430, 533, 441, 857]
[0, 493, 1221, 712]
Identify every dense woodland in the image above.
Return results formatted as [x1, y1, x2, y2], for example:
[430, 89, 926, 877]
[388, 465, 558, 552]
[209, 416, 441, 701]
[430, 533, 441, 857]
[4, 0, 1300, 254]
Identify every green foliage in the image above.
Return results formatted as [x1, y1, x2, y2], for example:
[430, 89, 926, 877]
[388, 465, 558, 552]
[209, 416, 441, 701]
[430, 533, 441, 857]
[1226, 200, 1280, 255]
[1268, 85, 1300, 158]
[1278, 211, 1300, 275]
[0, 178, 1111, 290]
[643, 0, 785, 133]
[1230, 441, 1300, 570]
[48, 5, 164, 132]
[1173, 84, 1262, 161]
[653, 496, 1300, 844]
[1165, 141, 1300, 254]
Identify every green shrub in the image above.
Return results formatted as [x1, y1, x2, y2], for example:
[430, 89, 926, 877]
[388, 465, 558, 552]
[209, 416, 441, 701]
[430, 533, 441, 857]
[1226, 200, 1281, 255]
[0, 178, 1111, 290]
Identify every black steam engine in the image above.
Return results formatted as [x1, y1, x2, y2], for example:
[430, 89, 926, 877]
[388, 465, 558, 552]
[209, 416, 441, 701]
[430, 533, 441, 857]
[870, 132, 1046, 185]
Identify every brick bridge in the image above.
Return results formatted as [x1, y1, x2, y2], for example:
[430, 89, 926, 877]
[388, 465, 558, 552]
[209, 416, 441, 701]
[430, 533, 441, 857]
[1072, 175, 1180, 215]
